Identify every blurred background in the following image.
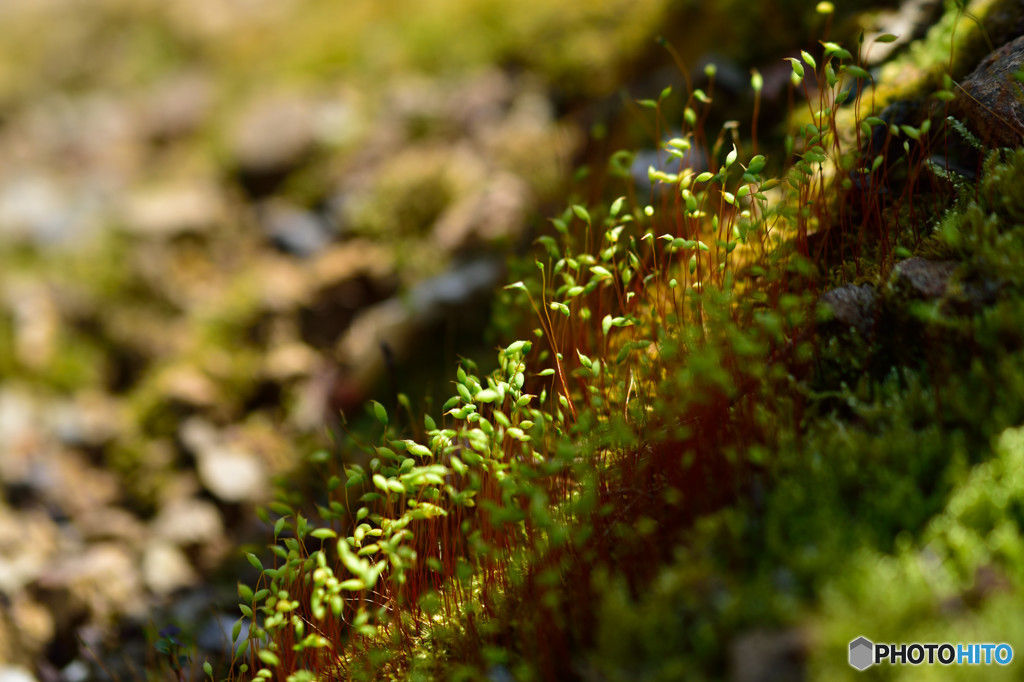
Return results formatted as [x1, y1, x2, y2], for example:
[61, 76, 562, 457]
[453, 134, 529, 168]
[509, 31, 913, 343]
[0, 0, 914, 678]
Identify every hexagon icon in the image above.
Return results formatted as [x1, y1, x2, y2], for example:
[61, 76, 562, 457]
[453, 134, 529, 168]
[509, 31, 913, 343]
[849, 637, 874, 671]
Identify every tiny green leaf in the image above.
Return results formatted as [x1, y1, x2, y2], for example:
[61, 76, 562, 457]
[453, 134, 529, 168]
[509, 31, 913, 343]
[844, 65, 872, 79]
[370, 401, 388, 425]
[310, 528, 337, 540]
[246, 553, 263, 572]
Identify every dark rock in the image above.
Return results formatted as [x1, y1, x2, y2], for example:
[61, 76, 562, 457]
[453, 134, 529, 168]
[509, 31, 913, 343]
[949, 35, 1024, 151]
[818, 284, 877, 337]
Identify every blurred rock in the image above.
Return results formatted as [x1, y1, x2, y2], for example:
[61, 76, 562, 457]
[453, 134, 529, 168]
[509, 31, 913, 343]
[37, 450, 121, 519]
[158, 365, 221, 408]
[140, 72, 214, 143]
[256, 200, 332, 258]
[180, 419, 268, 503]
[0, 388, 44, 486]
[0, 667, 38, 682]
[8, 596, 54, 660]
[4, 279, 60, 371]
[264, 342, 319, 382]
[38, 543, 144, 624]
[818, 284, 877, 337]
[120, 181, 224, 237]
[232, 93, 317, 196]
[75, 506, 146, 545]
[143, 541, 198, 595]
[151, 497, 224, 546]
[300, 241, 398, 348]
[0, 507, 60, 595]
[46, 392, 121, 449]
[312, 240, 395, 289]
[0, 174, 105, 248]
[59, 660, 89, 682]
[433, 172, 531, 251]
[253, 256, 310, 312]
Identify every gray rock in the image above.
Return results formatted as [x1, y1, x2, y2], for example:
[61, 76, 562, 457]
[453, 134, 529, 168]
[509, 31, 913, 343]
[818, 284, 877, 337]
[256, 200, 332, 258]
[889, 257, 957, 300]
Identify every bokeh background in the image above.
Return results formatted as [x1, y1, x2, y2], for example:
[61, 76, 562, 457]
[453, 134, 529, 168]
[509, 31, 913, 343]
[0, 0, 926, 678]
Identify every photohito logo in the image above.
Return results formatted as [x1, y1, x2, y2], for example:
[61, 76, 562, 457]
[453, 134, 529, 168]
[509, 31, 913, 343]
[849, 637, 1013, 670]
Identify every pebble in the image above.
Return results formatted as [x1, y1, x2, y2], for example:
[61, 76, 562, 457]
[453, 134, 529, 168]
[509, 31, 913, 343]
[232, 93, 317, 178]
[119, 181, 223, 237]
[182, 420, 268, 503]
[196, 443, 268, 503]
[152, 497, 224, 546]
[142, 541, 198, 596]
[256, 200, 333, 258]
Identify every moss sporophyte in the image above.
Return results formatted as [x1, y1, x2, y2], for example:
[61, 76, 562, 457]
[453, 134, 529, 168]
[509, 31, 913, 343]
[224, 8, 1024, 681]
